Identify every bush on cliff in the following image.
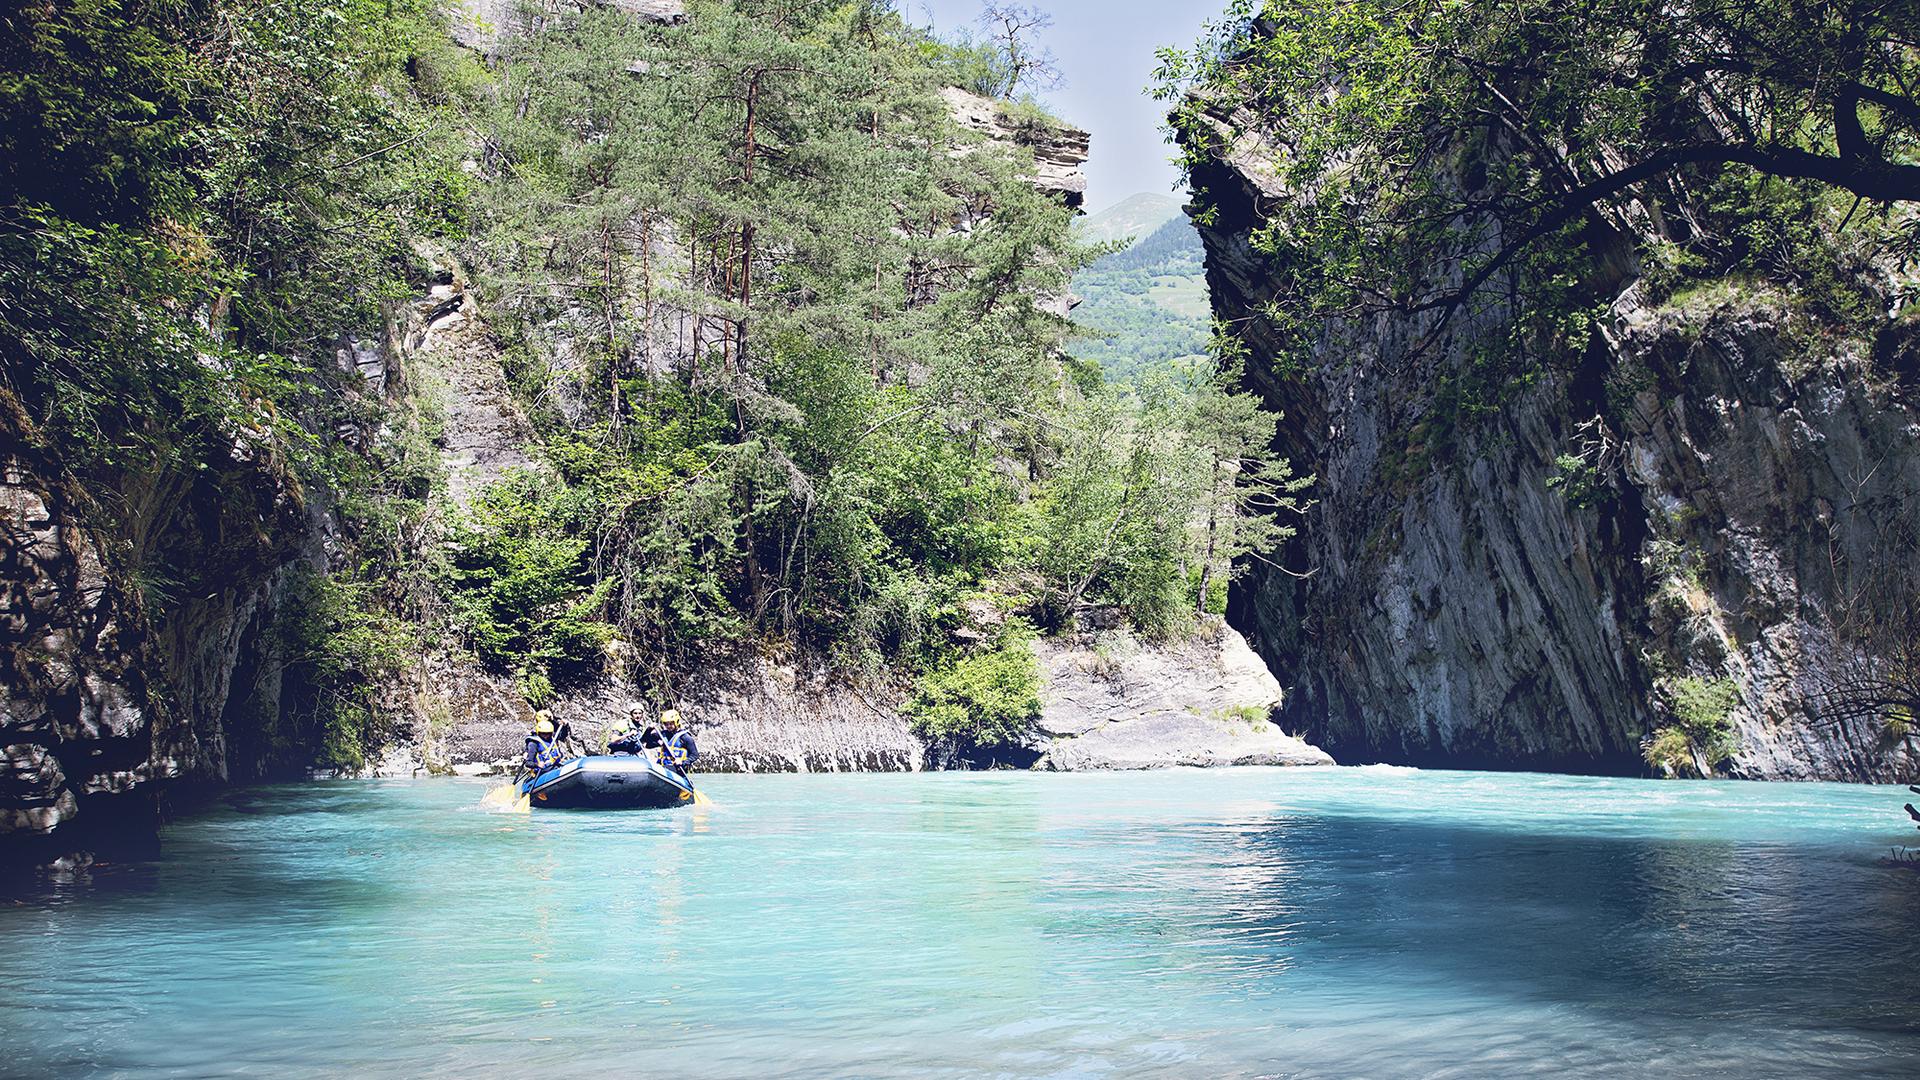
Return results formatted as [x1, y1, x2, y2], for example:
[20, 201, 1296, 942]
[904, 625, 1043, 749]
[1645, 676, 1741, 777]
[1156, 0, 1919, 380]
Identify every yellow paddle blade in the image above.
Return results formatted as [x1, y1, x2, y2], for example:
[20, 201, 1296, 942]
[480, 781, 531, 813]
[691, 790, 714, 806]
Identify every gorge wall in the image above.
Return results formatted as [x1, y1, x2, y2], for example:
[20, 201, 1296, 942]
[1, 378, 352, 864]
[1189, 105, 1920, 782]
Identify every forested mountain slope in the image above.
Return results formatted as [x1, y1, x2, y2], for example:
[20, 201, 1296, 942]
[1167, 0, 1920, 780]
[1075, 192, 1182, 246]
[1069, 211, 1212, 383]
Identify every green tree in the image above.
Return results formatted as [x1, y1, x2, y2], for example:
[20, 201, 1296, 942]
[1156, 0, 1920, 342]
[1184, 341, 1313, 616]
[903, 622, 1042, 749]
[1033, 379, 1191, 635]
[478, 0, 1091, 687]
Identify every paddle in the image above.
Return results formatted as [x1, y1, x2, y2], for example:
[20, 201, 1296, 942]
[480, 773, 532, 813]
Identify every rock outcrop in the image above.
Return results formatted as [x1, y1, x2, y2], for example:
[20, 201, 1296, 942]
[449, 0, 685, 55]
[1, 419, 161, 855]
[420, 657, 921, 774]
[0, 383, 334, 863]
[404, 259, 542, 509]
[1187, 103, 1920, 781]
[424, 627, 1329, 775]
[940, 87, 1090, 211]
[1031, 623, 1331, 770]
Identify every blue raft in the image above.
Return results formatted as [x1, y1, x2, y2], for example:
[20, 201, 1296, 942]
[520, 755, 697, 810]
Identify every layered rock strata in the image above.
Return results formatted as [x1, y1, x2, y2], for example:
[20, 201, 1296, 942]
[1188, 105, 1920, 781]
[939, 87, 1090, 211]
[1031, 622, 1330, 770]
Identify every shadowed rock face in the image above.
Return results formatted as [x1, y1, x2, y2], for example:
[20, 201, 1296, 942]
[939, 87, 1090, 211]
[1, 447, 156, 849]
[1186, 103, 1920, 782]
[0, 389, 329, 864]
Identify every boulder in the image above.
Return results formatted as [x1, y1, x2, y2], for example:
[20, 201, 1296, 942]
[1030, 622, 1333, 771]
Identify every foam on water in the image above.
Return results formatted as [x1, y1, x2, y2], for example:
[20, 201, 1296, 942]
[2, 768, 1918, 1078]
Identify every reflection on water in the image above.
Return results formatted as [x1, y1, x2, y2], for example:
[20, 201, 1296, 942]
[2, 768, 1919, 1078]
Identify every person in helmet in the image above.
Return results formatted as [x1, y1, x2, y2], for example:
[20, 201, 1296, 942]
[607, 705, 659, 757]
[658, 709, 697, 774]
[523, 710, 572, 773]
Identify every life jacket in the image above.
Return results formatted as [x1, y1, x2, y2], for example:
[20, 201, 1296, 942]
[525, 734, 564, 772]
[664, 729, 697, 769]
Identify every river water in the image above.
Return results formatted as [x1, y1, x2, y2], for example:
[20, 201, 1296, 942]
[3, 767, 1919, 1078]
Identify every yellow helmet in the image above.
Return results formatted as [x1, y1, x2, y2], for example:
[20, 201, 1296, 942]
[660, 708, 682, 729]
[533, 710, 555, 736]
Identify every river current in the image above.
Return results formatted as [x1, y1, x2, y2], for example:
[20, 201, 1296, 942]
[3, 767, 1918, 1078]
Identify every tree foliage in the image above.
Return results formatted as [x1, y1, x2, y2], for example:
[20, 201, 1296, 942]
[903, 621, 1042, 748]
[0, 0, 479, 766]
[1156, 0, 1920, 357]
[2, 0, 1310, 732]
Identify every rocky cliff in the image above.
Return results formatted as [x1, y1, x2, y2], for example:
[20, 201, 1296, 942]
[1030, 621, 1330, 770]
[0, 378, 345, 863]
[449, 0, 685, 54]
[939, 87, 1090, 212]
[422, 625, 1326, 776]
[1189, 106, 1920, 781]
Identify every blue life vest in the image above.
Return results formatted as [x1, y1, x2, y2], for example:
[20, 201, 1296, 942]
[525, 735, 564, 772]
[664, 729, 697, 769]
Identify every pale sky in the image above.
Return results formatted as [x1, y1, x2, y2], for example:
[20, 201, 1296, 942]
[910, 0, 1221, 214]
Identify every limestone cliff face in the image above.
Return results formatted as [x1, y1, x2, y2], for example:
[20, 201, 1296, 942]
[448, 0, 685, 55]
[939, 87, 1090, 211]
[1189, 109, 1920, 781]
[0, 386, 334, 862]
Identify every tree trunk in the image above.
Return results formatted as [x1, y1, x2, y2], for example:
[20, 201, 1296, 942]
[1196, 462, 1222, 616]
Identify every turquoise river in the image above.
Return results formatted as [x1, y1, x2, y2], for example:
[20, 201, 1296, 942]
[4, 767, 1920, 1077]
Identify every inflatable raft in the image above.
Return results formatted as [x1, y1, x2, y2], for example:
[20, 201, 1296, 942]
[520, 754, 696, 810]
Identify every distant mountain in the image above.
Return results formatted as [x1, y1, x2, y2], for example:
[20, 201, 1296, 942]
[1074, 192, 1185, 246]
[1069, 212, 1212, 384]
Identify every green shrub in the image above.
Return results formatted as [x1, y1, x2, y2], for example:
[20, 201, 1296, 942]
[1546, 453, 1600, 508]
[1215, 703, 1269, 727]
[277, 567, 416, 771]
[1647, 675, 1741, 776]
[444, 472, 614, 684]
[1642, 726, 1694, 776]
[904, 625, 1042, 748]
